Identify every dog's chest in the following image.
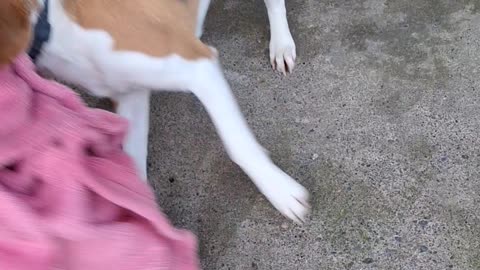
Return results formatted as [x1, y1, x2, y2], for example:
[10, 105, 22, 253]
[35, 0, 140, 97]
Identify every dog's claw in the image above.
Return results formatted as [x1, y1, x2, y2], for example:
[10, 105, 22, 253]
[285, 55, 295, 74]
[275, 56, 287, 76]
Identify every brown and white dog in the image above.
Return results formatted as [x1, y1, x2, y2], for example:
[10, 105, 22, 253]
[1, 0, 308, 223]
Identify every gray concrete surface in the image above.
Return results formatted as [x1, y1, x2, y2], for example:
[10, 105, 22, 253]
[87, 0, 480, 269]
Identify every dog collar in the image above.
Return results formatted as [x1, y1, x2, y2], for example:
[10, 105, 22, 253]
[28, 0, 51, 62]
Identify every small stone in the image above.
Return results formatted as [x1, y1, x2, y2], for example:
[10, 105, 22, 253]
[419, 245, 428, 253]
[362, 258, 374, 264]
[419, 220, 429, 228]
[281, 223, 289, 230]
[312, 153, 319, 160]
[461, 154, 469, 159]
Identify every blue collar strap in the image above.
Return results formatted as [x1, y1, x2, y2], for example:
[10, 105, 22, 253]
[28, 0, 51, 61]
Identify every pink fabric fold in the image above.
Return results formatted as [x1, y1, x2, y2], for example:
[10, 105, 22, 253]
[0, 54, 199, 270]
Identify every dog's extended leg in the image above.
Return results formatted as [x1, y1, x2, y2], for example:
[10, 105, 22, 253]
[114, 90, 151, 180]
[263, 0, 296, 75]
[113, 51, 309, 222]
[195, 0, 211, 37]
[187, 58, 309, 223]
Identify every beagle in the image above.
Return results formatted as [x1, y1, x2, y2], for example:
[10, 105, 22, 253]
[3, 0, 308, 223]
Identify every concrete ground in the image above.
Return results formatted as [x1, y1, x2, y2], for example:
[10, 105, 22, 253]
[86, 0, 480, 269]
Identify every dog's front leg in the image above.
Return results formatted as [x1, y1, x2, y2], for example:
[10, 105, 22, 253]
[114, 90, 151, 180]
[263, 0, 296, 75]
[190, 59, 309, 223]
[111, 50, 309, 222]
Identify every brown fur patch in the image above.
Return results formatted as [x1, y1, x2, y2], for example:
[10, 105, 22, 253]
[63, 0, 212, 60]
[0, 0, 34, 66]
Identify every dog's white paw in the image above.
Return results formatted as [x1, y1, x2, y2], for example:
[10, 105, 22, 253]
[255, 165, 310, 224]
[269, 35, 296, 75]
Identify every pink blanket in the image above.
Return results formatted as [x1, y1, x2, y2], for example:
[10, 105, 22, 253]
[0, 55, 199, 270]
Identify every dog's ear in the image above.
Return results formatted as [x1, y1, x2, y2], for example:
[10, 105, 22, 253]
[0, 0, 33, 66]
